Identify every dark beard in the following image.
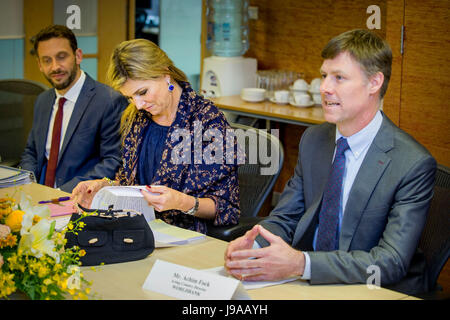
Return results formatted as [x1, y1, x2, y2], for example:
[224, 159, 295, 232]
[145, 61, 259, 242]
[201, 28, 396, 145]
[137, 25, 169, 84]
[45, 65, 78, 90]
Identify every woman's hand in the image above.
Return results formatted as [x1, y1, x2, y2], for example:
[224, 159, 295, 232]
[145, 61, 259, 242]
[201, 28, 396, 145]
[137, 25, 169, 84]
[140, 185, 194, 212]
[71, 179, 109, 209]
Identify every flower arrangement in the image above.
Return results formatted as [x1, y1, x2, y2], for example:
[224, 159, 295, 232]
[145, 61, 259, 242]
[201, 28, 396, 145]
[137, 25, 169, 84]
[0, 192, 92, 300]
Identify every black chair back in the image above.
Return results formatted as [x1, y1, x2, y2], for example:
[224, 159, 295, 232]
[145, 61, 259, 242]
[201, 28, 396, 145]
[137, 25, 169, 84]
[418, 164, 450, 292]
[206, 122, 284, 241]
[232, 122, 284, 218]
[0, 79, 48, 166]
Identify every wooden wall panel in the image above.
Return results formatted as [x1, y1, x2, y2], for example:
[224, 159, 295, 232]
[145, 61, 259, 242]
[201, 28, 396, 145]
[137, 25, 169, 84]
[23, 0, 53, 84]
[246, 0, 386, 82]
[383, 0, 405, 125]
[400, 0, 450, 166]
[97, 0, 129, 84]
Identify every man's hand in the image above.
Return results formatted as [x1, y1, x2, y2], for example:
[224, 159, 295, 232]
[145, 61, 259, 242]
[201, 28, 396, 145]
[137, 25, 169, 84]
[225, 225, 305, 281]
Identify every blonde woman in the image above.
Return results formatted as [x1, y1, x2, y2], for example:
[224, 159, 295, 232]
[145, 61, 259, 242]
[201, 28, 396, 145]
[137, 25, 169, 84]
[72, 39, 240, 233]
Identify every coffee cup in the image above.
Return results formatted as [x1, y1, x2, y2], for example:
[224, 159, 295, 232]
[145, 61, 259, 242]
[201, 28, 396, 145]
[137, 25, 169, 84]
[312, 93, 321, 105]
[309, 78, 321, 93]
[274, 90, 289, 103]
[293, 79, 309, 91]
[294, 92, 312, 105]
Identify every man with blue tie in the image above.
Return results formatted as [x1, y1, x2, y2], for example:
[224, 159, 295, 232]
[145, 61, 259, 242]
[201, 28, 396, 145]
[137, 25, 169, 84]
[225, 29, 436, 295]
[20, 25, 127, 192]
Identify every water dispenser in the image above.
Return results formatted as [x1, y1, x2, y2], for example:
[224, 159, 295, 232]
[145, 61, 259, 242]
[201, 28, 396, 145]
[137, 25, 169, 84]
[201, 0, 257, 98]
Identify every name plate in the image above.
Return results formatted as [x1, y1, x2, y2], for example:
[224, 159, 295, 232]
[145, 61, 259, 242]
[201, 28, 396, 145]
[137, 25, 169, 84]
[142, 259, 250, 300]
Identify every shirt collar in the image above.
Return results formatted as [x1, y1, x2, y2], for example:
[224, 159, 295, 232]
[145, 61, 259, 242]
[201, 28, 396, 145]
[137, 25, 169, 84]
[55, 70, 86, 103]
[336, 110, 383, 159]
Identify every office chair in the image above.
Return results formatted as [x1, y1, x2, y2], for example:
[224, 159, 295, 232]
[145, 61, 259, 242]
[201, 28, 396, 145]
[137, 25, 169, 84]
[0, 79, 49, 167]
[206, 122, 284, 241]
[417, 164, 450, 298]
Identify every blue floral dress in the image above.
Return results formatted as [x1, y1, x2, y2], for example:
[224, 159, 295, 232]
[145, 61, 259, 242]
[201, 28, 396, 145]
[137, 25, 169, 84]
[115, 81, 241, 233]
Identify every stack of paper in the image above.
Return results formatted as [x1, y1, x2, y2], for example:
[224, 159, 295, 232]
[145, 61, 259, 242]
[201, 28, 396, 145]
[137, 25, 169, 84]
[149, 219, 206, 247]
[0, 165, 36, 188]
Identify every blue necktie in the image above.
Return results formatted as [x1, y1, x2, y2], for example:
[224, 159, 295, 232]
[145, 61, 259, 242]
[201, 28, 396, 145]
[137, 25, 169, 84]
[316, 137, 350, 251]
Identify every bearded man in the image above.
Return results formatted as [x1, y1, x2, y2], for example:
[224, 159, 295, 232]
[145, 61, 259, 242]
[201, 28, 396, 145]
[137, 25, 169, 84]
[20, 25, 127, 192]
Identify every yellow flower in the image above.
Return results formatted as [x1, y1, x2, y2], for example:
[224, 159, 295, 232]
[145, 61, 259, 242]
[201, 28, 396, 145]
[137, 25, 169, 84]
[4, 210, 24, 232]
[0, 233, 17, 249]
[38, 264, 50, 278]
[0, 271, 16, 298]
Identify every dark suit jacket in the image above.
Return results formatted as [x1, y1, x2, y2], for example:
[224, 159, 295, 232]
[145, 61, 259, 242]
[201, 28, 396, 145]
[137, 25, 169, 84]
[20, 73, 128, 192]
[257, 113, 436, 295]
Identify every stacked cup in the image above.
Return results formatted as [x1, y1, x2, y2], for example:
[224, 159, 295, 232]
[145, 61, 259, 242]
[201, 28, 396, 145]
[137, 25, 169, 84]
[309, 78, 322, 105]
[290, 79, 313, 106]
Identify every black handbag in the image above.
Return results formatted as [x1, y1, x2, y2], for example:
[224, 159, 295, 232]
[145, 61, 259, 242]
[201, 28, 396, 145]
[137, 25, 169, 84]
[65, 205, 155, 266]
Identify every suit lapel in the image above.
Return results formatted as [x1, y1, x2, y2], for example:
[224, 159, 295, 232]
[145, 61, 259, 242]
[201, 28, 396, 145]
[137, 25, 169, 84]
[310, 125, 336, 196]
[339, 115, 394, 251]
[292, 124, 336, 247]
[59, 75, 95, 161]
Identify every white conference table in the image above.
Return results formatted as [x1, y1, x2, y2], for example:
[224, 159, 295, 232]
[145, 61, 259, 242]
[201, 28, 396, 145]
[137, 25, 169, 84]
[0, 183, 418, 300]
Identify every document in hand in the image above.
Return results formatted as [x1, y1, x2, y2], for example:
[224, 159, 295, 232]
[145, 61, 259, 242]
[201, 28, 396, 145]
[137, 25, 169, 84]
[90, 186, 156, 222]
[0, 165, 36, 188]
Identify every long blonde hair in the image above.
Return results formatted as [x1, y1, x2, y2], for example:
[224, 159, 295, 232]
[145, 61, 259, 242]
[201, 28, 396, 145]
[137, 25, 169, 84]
[106, 39, 188, 138]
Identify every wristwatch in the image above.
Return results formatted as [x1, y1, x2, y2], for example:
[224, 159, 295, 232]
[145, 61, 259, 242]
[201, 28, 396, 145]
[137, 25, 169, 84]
[183, 197, 199, 216]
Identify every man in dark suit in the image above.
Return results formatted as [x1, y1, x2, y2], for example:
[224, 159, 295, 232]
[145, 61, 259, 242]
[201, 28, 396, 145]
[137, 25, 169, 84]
[20, 25, 127, 192]
[225, 29, 436, 295]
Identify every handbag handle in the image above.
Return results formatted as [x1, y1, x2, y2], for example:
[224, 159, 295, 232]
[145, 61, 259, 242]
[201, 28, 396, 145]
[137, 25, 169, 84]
[77, 204, 143, 218]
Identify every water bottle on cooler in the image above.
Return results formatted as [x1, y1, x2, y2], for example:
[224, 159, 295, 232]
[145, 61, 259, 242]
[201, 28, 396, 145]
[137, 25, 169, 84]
[206, 0, 249, 57]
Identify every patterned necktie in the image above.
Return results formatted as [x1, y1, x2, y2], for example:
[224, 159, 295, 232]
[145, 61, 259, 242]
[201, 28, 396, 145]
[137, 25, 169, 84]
[316, 137, 350, 251]
[45, 97, 66, 187]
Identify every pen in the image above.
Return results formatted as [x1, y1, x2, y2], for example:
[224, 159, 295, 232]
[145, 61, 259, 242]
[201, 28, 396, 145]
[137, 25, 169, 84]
[38, 196, 71, 204]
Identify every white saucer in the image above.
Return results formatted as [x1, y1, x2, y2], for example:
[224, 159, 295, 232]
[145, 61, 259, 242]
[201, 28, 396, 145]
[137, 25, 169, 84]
[289, 98, 314, 107]
[270, 97, 289, 105]
[242, 96, 265, 103]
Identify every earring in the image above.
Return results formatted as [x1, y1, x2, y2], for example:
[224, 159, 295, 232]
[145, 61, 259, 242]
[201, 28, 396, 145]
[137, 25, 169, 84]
[167, 79, 174, 92]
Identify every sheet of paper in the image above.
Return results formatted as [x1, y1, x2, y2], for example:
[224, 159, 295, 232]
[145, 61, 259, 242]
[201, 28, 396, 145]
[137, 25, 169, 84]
[142, 259, 250, 300]
[204, 266, 300, 290]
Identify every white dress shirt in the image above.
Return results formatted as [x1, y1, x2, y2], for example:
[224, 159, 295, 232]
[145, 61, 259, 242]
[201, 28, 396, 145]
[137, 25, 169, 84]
[45, 70, 86, 160]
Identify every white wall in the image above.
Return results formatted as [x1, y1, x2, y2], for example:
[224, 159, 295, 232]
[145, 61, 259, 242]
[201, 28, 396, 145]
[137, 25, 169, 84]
[159, 0, 202, 91]
[0, 0, 24, 79]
